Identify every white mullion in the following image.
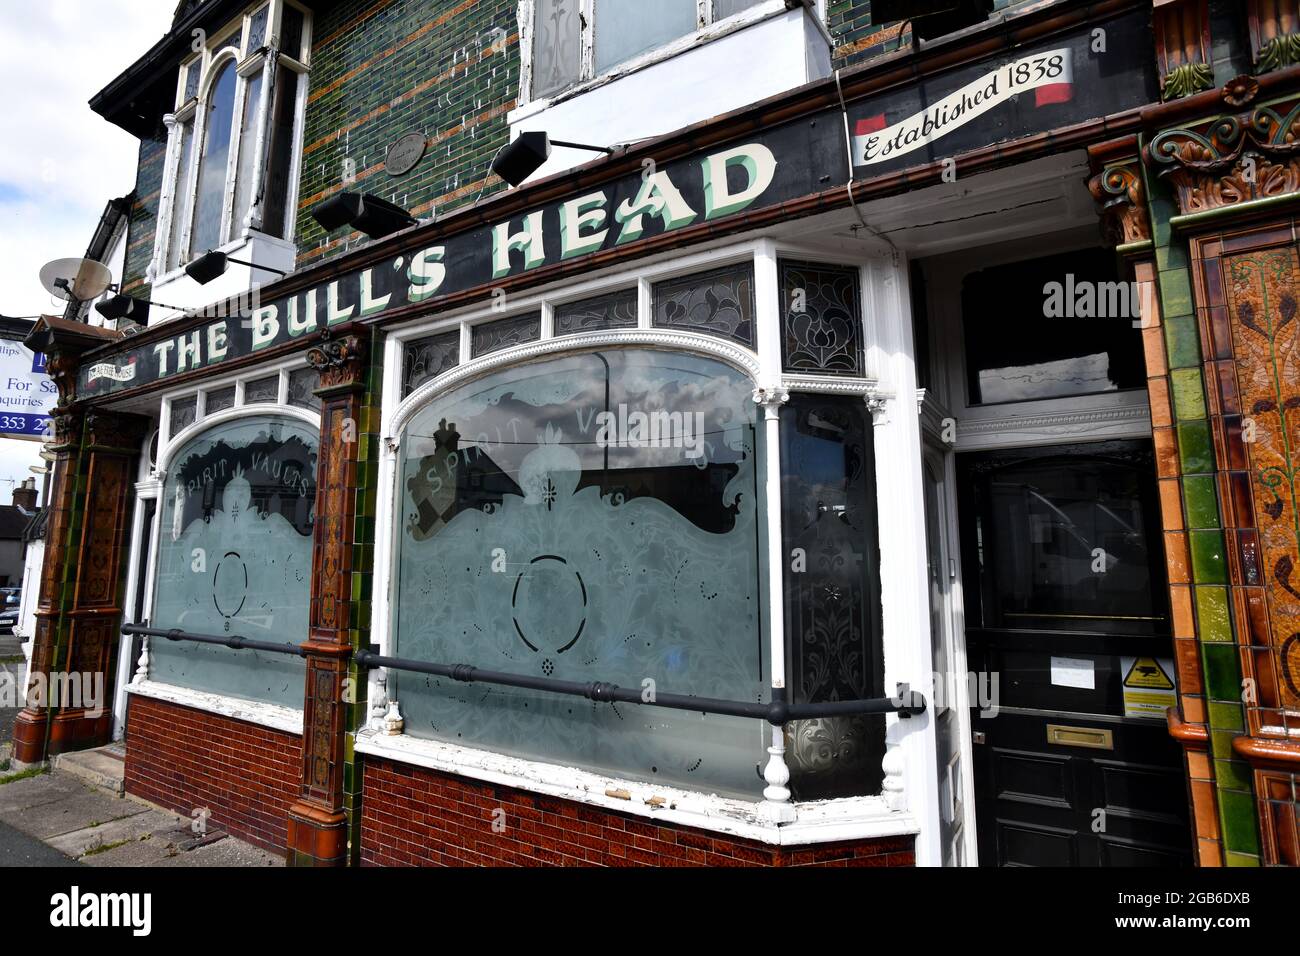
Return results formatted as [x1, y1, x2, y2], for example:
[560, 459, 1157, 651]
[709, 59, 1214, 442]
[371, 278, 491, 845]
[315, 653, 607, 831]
[580, 0, 595, 81]
[697, 0, 712, 28]
[151, 114, 183, 281]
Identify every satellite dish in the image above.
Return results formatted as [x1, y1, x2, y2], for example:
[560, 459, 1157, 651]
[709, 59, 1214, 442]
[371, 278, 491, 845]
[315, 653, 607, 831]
[39, 257, 113, 302]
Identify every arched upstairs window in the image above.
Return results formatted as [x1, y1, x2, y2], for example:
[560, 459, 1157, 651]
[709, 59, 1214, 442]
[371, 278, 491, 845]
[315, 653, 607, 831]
[391, 348, 769, 797]
[190, 58, 238, 259]
[149, 412, 318, 707]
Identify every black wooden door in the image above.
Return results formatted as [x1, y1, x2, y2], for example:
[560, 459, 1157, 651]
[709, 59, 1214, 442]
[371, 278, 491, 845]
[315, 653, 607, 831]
[958, 440, 1193, 867]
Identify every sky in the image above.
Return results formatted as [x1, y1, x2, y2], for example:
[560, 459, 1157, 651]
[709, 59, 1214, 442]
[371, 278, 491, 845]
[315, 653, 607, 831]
[0, 1, 175, 506]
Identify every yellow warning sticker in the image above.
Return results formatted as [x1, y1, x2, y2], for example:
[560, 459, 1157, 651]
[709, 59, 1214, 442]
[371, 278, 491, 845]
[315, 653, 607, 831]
[1124, 657, 1174, 690]
[1120, 656, 1176, 717]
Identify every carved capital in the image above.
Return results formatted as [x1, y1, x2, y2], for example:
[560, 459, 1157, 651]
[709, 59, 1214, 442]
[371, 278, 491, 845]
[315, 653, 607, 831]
[306, 332, 368, 392]
[864, 387, 890, 426]
[1144, 80, 1300, 215]
[750, 385, 789, 421]
[1088, 158, 1151, 245]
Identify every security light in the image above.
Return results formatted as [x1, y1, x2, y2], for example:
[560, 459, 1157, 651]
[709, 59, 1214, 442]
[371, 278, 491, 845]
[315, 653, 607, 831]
[491, 131, 616, 187]
[310, 192, 418, 239]
[95, 294, 168, 325]
[185, 250, 288, 285]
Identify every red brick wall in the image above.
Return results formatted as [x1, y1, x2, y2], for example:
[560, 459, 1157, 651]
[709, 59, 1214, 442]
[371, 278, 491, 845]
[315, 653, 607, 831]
[360, 757, 914, 867]
[124, 695, 302, 855]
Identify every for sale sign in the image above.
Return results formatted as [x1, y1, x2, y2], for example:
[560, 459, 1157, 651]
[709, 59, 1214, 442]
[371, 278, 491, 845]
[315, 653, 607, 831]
[0, 338, 56, 440]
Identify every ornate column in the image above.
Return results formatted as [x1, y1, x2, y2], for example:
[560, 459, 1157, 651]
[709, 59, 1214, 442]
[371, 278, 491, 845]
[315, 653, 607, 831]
[12, 317, 139, 765]
[12, 399, 84, 766]
[751, 384, 794, 824]
[1136, 76, 1300, 865]
[287, 330, 372, 867]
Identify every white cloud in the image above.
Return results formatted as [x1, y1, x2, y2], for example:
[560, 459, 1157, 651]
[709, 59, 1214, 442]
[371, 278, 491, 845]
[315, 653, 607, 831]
[0, 1, 175, 318]
[0, 2, 175, 506]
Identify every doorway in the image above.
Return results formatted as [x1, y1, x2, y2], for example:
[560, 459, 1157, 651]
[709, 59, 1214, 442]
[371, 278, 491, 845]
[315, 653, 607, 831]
[957, 440, 1192, 866]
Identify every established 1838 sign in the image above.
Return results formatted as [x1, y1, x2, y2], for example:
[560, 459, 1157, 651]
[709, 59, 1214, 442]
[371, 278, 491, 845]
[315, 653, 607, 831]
[78, 8, 1155, 399]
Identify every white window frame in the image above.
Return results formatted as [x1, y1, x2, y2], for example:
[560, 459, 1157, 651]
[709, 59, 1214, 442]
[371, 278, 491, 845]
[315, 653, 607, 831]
[518, 0, 826, 108]
[365, 233, 935, 853]
[150, 0, 312, 285]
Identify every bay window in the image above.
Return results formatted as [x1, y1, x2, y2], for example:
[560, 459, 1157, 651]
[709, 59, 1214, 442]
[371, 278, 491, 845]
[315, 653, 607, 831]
[381, 247, 894, 808]
[156, 0, 310, 278]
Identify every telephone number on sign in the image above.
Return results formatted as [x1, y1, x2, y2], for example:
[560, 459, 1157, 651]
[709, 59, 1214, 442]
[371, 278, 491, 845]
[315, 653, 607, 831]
[0, 415, 51, 436]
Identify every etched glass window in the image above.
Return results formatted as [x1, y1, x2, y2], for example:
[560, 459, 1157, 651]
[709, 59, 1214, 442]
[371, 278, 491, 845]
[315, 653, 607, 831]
[393, 349, 767, 797]
[170, 395, 198, 437]
[402, 331, 459, 398]
[245, 374, 280, 403]
[151, 415, 318, 707]
[554, 288, 638, 336]
[287, 367, 320, 410]
[594, 0, 696, 73]
[205, 386, 237, 414]
[780, 394, 885, 799]
[652, 263, 755, 347]
[532, 0, 582, 98]
[470, 312, 540, 358]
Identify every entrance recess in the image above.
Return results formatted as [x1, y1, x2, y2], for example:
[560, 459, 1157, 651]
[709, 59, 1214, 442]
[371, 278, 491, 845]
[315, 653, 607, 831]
[958, 440, 1193, 866]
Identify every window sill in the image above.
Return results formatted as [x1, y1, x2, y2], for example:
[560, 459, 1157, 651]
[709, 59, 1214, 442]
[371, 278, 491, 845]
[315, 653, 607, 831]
[353, 728, 918, 848]
[127, 679, 304, 736]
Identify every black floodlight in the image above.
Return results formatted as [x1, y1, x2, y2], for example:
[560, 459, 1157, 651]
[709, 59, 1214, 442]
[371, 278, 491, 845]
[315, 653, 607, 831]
[185, 250, 289, 285]
[310, 191, 418, 239]
[491, 131, 616, 187]
[872, 0, 993, 40]
[95, 294, 152, 324]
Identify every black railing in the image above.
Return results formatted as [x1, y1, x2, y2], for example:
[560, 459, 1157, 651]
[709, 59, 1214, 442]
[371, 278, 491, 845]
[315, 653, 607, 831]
[122, 623, 926, 725]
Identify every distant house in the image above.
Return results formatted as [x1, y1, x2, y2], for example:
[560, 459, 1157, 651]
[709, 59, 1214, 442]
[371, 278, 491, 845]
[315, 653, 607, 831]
[0, 478, 39, 588]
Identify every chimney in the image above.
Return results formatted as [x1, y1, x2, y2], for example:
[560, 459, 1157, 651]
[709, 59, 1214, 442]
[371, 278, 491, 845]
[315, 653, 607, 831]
[12, 477, 37, 513]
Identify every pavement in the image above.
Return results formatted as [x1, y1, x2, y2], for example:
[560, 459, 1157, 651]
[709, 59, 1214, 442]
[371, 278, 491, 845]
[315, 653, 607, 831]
[0, 646, 282, 867]
[0, 765, 283, 867]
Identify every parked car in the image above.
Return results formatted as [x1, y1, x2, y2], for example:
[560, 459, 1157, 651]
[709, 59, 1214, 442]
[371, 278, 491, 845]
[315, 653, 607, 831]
[0, 587, 20, 633]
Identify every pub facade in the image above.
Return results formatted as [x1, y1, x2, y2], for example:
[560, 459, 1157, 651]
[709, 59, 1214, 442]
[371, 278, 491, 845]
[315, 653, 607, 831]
[13, 0, 1300, 867]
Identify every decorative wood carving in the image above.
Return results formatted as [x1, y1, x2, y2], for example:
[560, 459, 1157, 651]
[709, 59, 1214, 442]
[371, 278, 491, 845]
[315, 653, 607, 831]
[1154, 0, 1214, 100]
[1145, 79, 1300, 216]
[1088, 155, 1152, 245]
[306, 332, 368, 392]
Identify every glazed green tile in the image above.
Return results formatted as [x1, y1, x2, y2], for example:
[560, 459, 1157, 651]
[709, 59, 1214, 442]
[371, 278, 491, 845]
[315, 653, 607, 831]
[1189, 530, 1228, 584]
[1207, 700, 1244, 731]
[1201, 643, 1242, 700]
[1183, 475, 1220, 529]
[1177, 419, 1215, 474]
[1224, 851, 1260, 867]
[1217, 789, 1261, 855]
[1169, 368, 1207, 420]
[1159, 268, 1193, 318]
[1149, 196, 1176, 247]
[1210, 728, 1237, 759]
[1214, 758, 1252, 791]
[1164, 314, 1202, 369]
[1196, 586, 1233, 643]
[1156, 241, 1188, 272]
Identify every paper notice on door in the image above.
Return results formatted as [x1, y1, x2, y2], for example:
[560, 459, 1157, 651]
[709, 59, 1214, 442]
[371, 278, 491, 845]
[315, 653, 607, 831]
[1121, 656, 1176, 718]
[1050, 656, 1095, 689]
